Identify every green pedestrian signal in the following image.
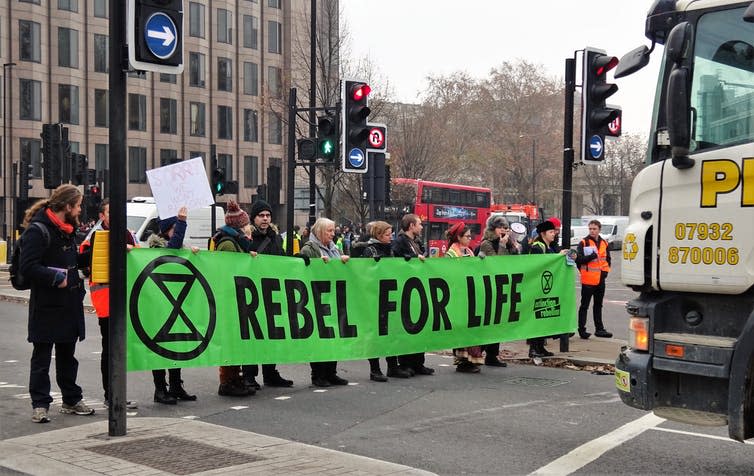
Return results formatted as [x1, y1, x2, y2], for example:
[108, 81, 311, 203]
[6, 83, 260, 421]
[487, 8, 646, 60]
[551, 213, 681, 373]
[317, 113, 338, 161]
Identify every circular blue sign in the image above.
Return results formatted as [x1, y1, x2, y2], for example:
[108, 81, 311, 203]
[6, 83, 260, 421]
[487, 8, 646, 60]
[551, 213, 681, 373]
[144, 12, 178, 60]
[348, 148, 365, 168]
[589, 135, 604, 160]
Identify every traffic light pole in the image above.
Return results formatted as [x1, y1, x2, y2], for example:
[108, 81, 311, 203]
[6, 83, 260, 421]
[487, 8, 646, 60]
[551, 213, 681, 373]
[286, 88, 297, 256]
[559, 56, 576, 354]
[308, 0, 317, 228]
[210, 144, 216, 232]
[107, 0, 128, 437]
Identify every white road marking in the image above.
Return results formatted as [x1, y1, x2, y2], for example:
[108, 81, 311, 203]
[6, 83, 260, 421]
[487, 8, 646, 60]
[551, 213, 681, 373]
[274, 396, 291, 400]
[3, 360, 19, 363]
[347, 382, 359, 386]
[529, 413, 665, 476]
[126, 412, 138, 416]
[182, 415, 199, 420]
[230, 405, 248, 410]
[0, 384, 24, 388]
[313, 389, 327, 393]
[649, 426, 754, 444]
[438, 364, 451, 367]
[605, 299, 628, 305]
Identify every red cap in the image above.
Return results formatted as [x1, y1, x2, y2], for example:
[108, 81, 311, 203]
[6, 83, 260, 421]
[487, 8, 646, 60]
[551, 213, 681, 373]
[547, 217, 562, 229]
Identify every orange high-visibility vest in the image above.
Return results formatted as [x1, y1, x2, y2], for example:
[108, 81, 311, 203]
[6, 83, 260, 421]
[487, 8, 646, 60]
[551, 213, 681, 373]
[79, 231, 138, 318]
[579, 237, 610, 286]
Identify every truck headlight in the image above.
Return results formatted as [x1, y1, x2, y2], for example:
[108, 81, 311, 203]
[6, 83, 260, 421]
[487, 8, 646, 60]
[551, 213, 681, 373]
[629, 317, 649, 351]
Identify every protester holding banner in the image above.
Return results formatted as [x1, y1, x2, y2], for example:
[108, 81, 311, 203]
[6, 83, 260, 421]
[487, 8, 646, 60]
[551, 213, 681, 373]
[210, 200, 257, 397]
[20, 184, 95, 423]
[360, 221, 410, 382]
[527, 220, 567, 358]
[79, 199, 139, 409]
[477, 214, 521, 368]
[299, 217, 350, 387]
[242, 199, 294, 390]
[446, 222, 484, 373]
[391, 214, 434, 377]
[148, 206, 198, 404]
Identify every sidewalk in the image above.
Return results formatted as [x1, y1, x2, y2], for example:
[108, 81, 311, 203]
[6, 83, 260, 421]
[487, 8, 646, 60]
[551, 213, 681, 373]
[0, 417, 434, 475]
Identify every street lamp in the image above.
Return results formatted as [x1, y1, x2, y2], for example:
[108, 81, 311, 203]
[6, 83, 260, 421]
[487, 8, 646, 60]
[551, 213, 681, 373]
[530, 139, 536, 204]
[3, 62, 15, 255]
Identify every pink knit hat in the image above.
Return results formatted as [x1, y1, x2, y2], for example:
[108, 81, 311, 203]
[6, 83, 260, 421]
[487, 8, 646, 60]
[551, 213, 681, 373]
[225, 200, 250, 229]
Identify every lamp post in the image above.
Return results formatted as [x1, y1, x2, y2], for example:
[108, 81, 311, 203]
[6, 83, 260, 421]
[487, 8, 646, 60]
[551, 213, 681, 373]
[531, 139, 536, 204]
[3, 62, 16, 255]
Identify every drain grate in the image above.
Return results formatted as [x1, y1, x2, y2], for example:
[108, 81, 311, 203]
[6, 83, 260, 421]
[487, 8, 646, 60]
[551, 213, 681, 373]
[501, 376, 569, 387]
[86, 435, 262, 475]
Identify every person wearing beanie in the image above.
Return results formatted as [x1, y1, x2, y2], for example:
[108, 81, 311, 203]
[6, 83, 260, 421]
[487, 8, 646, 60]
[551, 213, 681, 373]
[147, 206, 198, 404]
[241, 199, 294, 390]
[212, 200, 255, 397]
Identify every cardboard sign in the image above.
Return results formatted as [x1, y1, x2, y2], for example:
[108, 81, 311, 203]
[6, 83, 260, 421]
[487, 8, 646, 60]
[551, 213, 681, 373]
[146, 157, 214, 219]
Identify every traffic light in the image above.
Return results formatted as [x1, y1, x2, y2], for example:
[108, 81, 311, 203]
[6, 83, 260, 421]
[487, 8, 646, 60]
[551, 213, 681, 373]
[41, 123, 62, 189]
[211, 168, 226, 196]
[128, 0, 184, 74]
[85, 184, 102, 221]
[19, 159, 33, 201]
[256, 184, 268, 201]
[341, 80, 371, 173]
[71, 153, 88, 185]
[317, 113, 338, 161]
[581, 47, 620, 163]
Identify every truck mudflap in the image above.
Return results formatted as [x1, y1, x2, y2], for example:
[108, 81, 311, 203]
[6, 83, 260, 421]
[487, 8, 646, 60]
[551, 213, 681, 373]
[615, 347, 654, 410]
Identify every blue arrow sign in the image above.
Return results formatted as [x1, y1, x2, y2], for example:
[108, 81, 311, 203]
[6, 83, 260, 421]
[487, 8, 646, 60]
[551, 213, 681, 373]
[348, 148, 365, 168]
[144, 12, 178, 60]
[589, 135, 604, 160]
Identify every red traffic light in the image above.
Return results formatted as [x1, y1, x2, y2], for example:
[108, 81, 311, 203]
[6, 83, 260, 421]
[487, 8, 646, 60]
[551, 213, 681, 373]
[89, 185, 100, 195]
[593, 55, 619, 77]
[351, 83, 371, 102]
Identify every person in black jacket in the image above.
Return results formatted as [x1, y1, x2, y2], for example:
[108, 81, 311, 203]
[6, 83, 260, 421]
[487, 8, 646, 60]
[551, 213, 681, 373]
[360, 221, 411, 381]
[242, 199, 294, 390]
[390, 214, 434, 376]
[20, 184, 94, 423]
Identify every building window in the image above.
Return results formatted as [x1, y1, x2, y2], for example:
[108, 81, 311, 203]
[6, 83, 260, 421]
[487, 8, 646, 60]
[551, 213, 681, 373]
[189, 151, 205, 167]
[243, 62, 258, 96]
[243, 15, 258, 49]
[268, 0, 280, 8]
[128, 93, 147, 131]
[218, 105, 233, 140]
[268, 21, 282, 54]
[20, 138, 42, 178]
[189, 52, 205, 87]
[128, 147, 147, 183]
[19, 79, 41, 120]
[218, 153, 233, 179]
[95, 144, 109, 172]
[189, 102, 205, 137]
[94, 89, 108, 127]
[243, 109, 258, 142]
[59, 84, 79, 125]
[217, 9, 232, 44]
[94, 34, 109, 73]
[160, 73, 176, 83]
[94, 0, 108, 18]
[58, 27, 79, 68]
[160, 98, 177, 134]
[19, 20, 41, 63]
[189, 2, 205, 38]
[268, 112, 282, 144]
[160, 149, 179, 166]
[58, 0, 77, 12]
[218, 58, 232, 92]
[267, 66, 282, 98]
[20, 0, 41, 4]
[244, 156, 258, 188]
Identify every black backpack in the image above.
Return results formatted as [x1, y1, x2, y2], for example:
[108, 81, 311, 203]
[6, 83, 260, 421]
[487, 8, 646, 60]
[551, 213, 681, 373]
[9, 222, 51, 290]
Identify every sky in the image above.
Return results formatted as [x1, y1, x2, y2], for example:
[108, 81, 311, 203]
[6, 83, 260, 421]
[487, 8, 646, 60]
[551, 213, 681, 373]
[341, 0, 663, 136]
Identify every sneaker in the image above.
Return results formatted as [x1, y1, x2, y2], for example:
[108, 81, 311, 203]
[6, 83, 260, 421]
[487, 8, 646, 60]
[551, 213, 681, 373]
[60, 400, 95, 415]
[104, 400, 139, 409]
[32, 407, 50, 423]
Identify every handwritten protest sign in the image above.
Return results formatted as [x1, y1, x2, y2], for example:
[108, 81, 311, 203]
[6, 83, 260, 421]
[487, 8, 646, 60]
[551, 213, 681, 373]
[146, 157, 214, 219]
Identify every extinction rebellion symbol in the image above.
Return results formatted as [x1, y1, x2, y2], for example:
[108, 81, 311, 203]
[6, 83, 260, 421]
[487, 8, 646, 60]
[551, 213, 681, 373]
[130, 255, 217, 360]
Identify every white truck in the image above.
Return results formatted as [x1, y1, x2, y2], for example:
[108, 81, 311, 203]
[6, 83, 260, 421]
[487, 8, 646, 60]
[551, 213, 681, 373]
[615, 0, 754, 441]
[127, 197, 225, 249]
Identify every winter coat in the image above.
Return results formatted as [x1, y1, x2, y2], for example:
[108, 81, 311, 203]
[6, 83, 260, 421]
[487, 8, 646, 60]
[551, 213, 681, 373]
[147, 219, 187, 250]
[299, 234, 341, 259]
[478, 229, 519, 257]
[391, 231, 426, 258]
[212, 225, 252, 253]
[362, 239, 394, 258]
[20, 209, 88, 343]
[249, 223, 284, 256]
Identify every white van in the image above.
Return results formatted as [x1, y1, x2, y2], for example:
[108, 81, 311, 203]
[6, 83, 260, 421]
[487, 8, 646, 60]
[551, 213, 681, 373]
[581, 215, 629, 250]
[127, 197, 225, 249]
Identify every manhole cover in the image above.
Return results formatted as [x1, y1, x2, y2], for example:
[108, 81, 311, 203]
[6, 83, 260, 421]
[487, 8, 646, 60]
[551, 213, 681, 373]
[501, 376, 569, 387]
[86, 435, 262, 475]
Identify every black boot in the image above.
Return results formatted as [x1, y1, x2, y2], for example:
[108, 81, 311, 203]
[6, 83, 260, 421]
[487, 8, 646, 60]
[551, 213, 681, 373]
[528, 345, 545, 358]
[169, 380, 197, 401]
[154, 386, 177, 405]
[538, 343, 554, 357]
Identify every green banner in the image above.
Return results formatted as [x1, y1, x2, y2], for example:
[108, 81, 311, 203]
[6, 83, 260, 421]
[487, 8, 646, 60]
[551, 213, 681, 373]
[126, 249, 576, 371]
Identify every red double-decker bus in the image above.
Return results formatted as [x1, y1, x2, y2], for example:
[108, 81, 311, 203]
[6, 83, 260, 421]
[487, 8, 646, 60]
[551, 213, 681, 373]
[389, 178, 492, 256]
